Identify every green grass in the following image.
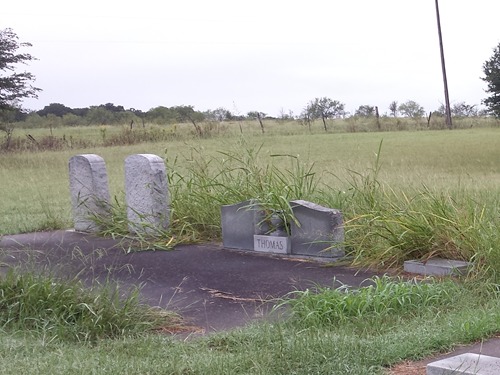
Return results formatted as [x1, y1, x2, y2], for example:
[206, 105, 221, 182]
[1, 125, 499, 276]
[1, 126, 499, 235]
[278, 275, 462, 327]
[1, 121, 500, 374]
[164, 142, 318, 241]
[0, 268, 178, 343]
[0, 280, 499, 374]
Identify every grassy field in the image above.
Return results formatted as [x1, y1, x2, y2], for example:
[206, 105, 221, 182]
[1, 125, 499, 262]
[1, 122, 500, 374]
[1, 125, 500, 267]
[1, 125, 499, 232]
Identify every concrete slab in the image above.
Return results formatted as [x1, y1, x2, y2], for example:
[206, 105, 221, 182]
[404, 258, 471, 276]
[0, 230, 378, 334]
[4, 230, 500, 366]
[427, 352, 500, 375]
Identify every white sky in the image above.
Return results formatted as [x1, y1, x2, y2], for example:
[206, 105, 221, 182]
[2, 0, 500, 117]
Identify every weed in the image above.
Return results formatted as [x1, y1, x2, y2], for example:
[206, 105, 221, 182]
[278, 275, 462, 328]
[92, 196, 176, 251]
[0, 268, 178, 343]
[166, 141, 318, 240]
[36, 196, 68, 231]
[309, 140, 500, 277]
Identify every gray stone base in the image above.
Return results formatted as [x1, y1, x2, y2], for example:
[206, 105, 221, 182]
[427, 353, 500, 375]
[404, 258, 471, 276]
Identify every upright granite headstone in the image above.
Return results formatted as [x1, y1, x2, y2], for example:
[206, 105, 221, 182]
[290, 200, 344, 258]
[125, 154, 170, 235]
[69, 154, 111, 232]
[221, 200, 268, 250]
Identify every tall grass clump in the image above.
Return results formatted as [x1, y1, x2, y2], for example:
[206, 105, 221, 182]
[343, 184, 498, 269]
[0, 132, 94, 152]
[102, 125, 181, 146]
[280, 275, 463, 328]
[92, 196, 177, 251]
[0, 268, 175, 342]
[88, 141, 319, 245]
[317, 142, 500, 280]
[166, 141, 319, 241]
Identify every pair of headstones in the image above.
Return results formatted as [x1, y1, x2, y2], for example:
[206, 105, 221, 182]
[68, 154, 170, 234]
[221, 199, 345, 258]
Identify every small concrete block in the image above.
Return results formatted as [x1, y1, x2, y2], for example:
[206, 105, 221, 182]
[221, 200, 267, 250]
[290, 200, 344, 258]
[125, 154, 170, 235]
[254, 235, 290, 254]
[427, 353, 500, 375]
[69, 154, 111, 232]
[404, 258, 471, 276]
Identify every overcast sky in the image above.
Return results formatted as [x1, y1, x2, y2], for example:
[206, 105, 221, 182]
[3, 0, 500, 117]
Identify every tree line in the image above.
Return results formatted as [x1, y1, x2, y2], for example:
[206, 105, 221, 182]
[19, 98, 486, 125]
[1, 27, 500, 133]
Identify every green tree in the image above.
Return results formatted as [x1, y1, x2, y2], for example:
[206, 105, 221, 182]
[172, 105, 204, 136]
[72, 107, 89, 117]
[85, 106, 115, 125]
[0, 28, 40, 111]
[398, 100, 425, 118]
[62, 113, 85, 127]
[305, 97, 345, 131]
[101, 103, 125, 113]
[481, 43, 500, 117]
[299, 106, 313, 131]
[389, 101, 398, 117]
[146, 106, 177, 124]
[205, 107, 233, 122]
[355, 105, 376, 117]
[247, 111, 266, 133]
[37, 103, 73, 117]
[437, 102, 477, 117]
[129, 108, 146, 127]
[0, 28, 40, 147]
[278, 108, 294, 122]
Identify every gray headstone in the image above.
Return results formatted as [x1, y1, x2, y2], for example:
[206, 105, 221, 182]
[427, 353, 500, 375]
[69, 154, 111, 232]
[221, 200, 268, 250]
[290, 200, 344, 258]
[125, 154, 170, 235]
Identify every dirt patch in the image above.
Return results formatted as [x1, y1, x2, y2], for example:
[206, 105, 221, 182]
[386, 361, 426, 375]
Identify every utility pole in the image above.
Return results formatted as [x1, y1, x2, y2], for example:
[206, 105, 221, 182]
[435, 0, 452, 129]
